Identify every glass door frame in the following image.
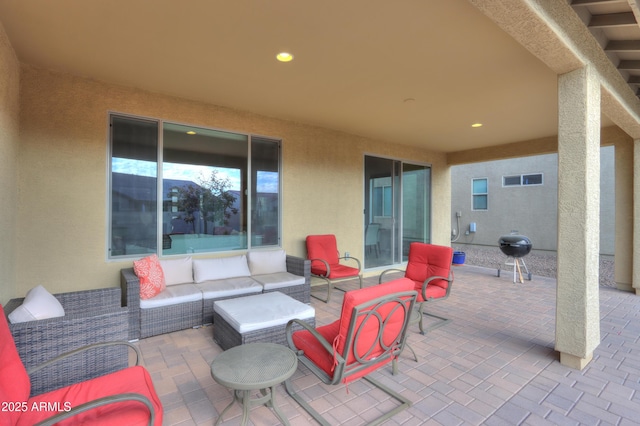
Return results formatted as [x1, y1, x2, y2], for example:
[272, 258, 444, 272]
[363, 154, 431, 270]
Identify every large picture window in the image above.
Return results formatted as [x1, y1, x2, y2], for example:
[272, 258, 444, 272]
[109, 114, 281, 258]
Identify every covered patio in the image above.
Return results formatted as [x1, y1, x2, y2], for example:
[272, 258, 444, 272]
[3, 3, 640, 413]
[139, 267, 640, 425]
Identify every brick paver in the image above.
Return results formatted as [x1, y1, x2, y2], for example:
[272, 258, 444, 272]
[137, 264, 640, 425]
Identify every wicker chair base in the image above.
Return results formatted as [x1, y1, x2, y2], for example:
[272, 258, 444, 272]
[213, 312, 315, 351]
[140, 300, 202, 339]
[262, 282, 310, 304]
[5, 288, 129, 396]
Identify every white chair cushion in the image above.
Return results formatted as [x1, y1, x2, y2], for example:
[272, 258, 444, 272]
[8, 285, 65, 323]
[159, 256, 193, 285]
[193, 255, 250, 283]
[214, 291, 315, 333]
[247, 249, 287, 275]
[196, 277, 263, 299]
[252, 272, 305, 291]
[139, 283, 201, 309]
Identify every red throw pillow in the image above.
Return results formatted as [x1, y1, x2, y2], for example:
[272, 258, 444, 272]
[133, 255, 166, 300]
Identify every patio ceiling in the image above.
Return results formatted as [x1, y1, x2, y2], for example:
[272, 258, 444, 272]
[0, 0, 638, 153]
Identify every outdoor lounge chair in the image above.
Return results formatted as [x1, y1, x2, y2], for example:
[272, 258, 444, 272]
[0, 304, 163, 426]
[306, 234, 363, 303]
[379, 242, 454, 334]
[285, 278, 417, 426]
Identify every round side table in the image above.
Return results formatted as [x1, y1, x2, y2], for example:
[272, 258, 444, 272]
[211, 342, 298, 425]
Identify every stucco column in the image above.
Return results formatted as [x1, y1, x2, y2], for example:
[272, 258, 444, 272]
[615, 140, 633, 292]
[556, 66, 601, 370]
[634, 140, 640, 295]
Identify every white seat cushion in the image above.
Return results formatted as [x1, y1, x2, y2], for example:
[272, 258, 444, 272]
[140, 283, 201, 309]
[252, 272, 305, 291]
[214, 291, 315, 333]
[196, 277, 263, 300]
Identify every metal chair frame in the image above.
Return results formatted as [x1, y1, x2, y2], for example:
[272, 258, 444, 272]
[379, 268, 454, 335]
[285, 289, 417, 426]
[308, 255, 363, 303]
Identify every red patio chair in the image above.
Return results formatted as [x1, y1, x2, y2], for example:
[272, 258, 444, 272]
[285, 278, 417, 426]
[379, 242, 454, 334]
[0, 304, 162, 426]
[306, 234, 363, 303]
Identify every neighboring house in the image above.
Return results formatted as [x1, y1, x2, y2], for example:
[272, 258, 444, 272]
[450, 146, 615, 255]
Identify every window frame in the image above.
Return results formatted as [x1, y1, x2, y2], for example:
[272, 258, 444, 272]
[107, 112, 282, 259]
[502, 173, 544, 187]
[471, 177, 488, 211]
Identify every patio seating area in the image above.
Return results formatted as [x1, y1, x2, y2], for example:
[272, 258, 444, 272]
[136, 265, 640, 425]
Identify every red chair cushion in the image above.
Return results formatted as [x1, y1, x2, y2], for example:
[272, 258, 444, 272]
[306, 234, 340, 273]
[336, 278, 414, 359]
[0, 305, 31, 425]
[291, 278, 415, 383]
[321, 264, 360, 279]
[17, 365, 163, 426]
[405, 243, 453, 295]
[416, 283, 447, 302]
[291, 320, 340, 378]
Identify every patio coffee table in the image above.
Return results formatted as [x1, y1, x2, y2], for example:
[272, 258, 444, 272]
[210, 342, 298, 426]
[213, 291, 315, 350]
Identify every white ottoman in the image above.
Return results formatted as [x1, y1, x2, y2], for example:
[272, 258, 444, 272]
[213, 291, 315, 350]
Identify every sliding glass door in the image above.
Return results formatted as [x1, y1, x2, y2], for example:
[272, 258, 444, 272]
[364, 155, 430, 269]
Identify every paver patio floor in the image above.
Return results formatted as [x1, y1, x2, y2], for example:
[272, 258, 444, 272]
[137, 264, 640, 425]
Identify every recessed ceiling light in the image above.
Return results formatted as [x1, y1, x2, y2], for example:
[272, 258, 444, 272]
[276, 52, 294, 62]
[186, 131, 196, 135]
[471, 123, 483, 128]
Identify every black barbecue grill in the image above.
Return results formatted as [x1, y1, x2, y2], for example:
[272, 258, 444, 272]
[497, 233, 532, 283]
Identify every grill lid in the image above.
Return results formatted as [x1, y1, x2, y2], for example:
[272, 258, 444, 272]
[498, 234, 532, 258]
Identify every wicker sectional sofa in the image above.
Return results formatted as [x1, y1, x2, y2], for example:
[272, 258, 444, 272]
[4, 287, 130, 396]
[120, 249, 310, 340]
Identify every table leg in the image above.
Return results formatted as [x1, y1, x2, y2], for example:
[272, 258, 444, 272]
[240, 390, 251, 426]
[268, 385, 291, 426]
[217, 386, 290, 425]
[214, 394, 238, 426]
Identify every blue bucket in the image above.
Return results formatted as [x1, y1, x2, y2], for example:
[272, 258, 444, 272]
[452, 251, 466, 265]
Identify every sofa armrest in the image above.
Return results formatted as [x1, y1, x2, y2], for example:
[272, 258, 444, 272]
[286, 255, 311, 287]
[5, 287, 123, 317]
[55, 287, 123, 314]
[27, 341, 142, 376]
[120, 268, 142, 341]
[7, 305, 129, 396]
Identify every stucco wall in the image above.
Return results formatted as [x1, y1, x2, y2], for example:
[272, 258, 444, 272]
[0, 22, 20, 304]
[13, 65, 449, 298]
[450, 147, 615, 254]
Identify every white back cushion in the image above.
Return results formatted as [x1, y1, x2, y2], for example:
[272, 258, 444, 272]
[8, 285, 65, 323]
[247, 249, 287, 275]
[193, 255, 251, 283]
[159, 256, 193, 285]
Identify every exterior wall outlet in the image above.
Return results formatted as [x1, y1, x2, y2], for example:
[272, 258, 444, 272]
[345, 252, 350, 258]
